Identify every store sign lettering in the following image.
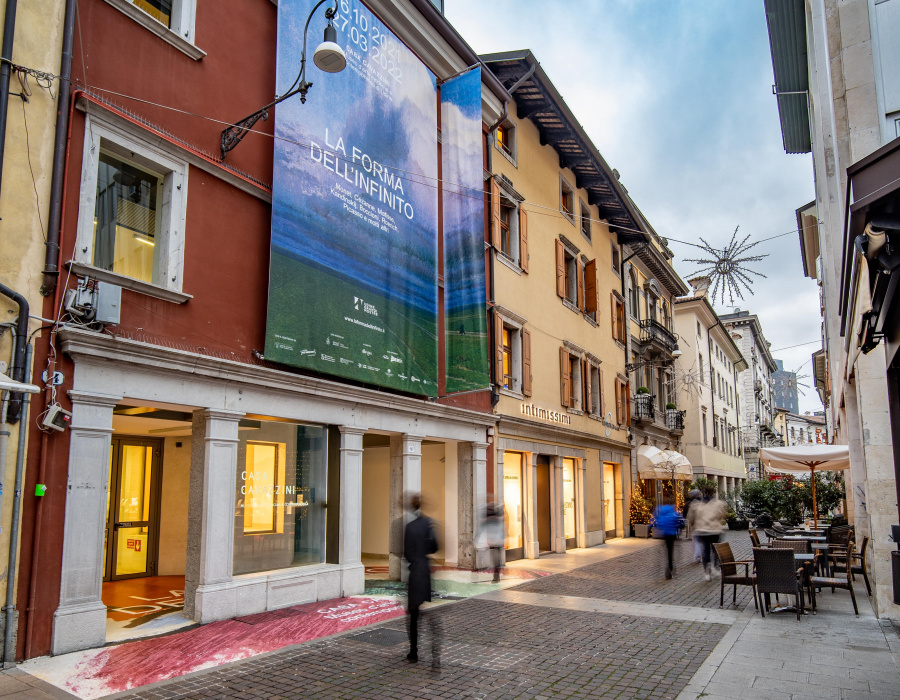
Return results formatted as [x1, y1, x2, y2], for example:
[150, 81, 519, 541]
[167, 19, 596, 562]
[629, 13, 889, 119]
[520, 403, 572, 425]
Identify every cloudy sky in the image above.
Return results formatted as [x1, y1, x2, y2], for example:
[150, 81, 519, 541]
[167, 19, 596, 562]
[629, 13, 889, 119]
[444, 0, 823, 412]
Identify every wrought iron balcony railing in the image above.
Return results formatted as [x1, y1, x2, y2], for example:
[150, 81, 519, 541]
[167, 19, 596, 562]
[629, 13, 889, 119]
[666, 409, 685, 432]
[639, 319, 677, 352]
[633, 393, 655, 422]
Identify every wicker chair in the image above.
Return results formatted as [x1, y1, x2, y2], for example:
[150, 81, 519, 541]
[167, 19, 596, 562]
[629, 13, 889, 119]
[771, 538, 811, 554]
[749, 529, 768, 548]
[833, 535, 871, 597]
[753, 547, 805, 621]
[809, 551, 859, 616]
[713, 542, 757, 610]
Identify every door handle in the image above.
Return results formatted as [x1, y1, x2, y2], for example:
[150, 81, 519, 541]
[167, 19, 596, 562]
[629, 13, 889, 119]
[115, 522, 134, 529]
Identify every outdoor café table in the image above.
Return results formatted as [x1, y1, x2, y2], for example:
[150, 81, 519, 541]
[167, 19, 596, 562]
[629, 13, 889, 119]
[782, 535, 826, 542]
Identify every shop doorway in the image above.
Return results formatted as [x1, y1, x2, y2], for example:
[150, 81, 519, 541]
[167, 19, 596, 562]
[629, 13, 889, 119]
[602, 462, 620, 539]
[104, 437, 162, 581]
[535, 456, 551, 553]
[502, 451, 524, 561]
[562, 458, 577, 549]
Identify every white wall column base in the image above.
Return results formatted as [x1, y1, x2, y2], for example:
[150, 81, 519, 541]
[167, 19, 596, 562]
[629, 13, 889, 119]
[389, 434, 423, 580]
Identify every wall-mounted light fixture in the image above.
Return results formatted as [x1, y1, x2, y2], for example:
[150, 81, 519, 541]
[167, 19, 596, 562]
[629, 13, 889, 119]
[220, 0, 346, 158]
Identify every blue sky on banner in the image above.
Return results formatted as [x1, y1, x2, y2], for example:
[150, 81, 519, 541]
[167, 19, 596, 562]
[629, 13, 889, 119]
[445, 0, 822, 412]
[272, 0, 438, 312]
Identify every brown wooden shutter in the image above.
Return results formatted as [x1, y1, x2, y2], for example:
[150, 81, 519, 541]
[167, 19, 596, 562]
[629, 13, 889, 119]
[560, 346, 571, 407]
[576, 260, 584, 310]
[583, 357, 591, 414]
[494, 310, 505, 385]
[614, 380, 622, 424]
[610, 293, 616, 337]
[625, 380, 632, 424]
[519, 209, 529, 273]
[584, 259, 597, 314]
[490, 179, 501, 250]
[616, 300, 626, 343]
[600, 368, 605, 415]
[522, 328, 532, 396]
[555, 240, 566, 298]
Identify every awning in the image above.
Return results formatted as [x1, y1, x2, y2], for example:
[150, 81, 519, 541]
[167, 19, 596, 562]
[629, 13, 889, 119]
[0, 376, 41, 394]
[637, 445, 693, 481]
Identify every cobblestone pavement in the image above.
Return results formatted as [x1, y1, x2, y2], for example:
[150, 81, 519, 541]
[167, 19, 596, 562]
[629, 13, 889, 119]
[514, 533, 756, 610]
[112, 535, 751, 700]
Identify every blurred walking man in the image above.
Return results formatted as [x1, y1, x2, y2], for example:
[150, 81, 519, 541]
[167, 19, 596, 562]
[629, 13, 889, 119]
[404, 493, 441, 668]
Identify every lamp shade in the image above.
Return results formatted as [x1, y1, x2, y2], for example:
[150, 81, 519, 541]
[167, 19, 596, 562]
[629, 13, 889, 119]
[314, 23, 346, 73]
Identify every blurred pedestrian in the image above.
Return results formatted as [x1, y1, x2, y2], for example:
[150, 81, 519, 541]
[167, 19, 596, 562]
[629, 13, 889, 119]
[404, 493, 441, 667]
[684, 489, 703, 562]
[482, 503, 505, 582]
[651, 495, 681, 579]
[687, 486, 726, 581]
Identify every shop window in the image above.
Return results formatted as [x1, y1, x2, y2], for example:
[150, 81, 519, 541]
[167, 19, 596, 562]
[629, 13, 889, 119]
[234, 422, 329, 575]
[496, 122, 516, 161]
[579, 200, 591, 242]
[560, 176, 575, 223]
[562, 458, 576, 540]
[75, 115, 188, 296]
[503, 452, 524, 550]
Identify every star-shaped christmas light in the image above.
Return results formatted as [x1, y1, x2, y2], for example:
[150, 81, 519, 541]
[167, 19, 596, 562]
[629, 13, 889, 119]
[775, 369, 811, 398]
[670, 361, 706, 400]
[683, 226, 768, 305]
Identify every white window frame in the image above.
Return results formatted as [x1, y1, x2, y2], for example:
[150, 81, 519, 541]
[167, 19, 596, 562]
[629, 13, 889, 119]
[495, 120, 517, 166]
[587, 358, 602, 418]
[496, 306, 526, 399]
[498, 197, 521, 267]
[563, 346, 583, 414]
[73, 113, 190, 303]
[103, 0, 205, 60]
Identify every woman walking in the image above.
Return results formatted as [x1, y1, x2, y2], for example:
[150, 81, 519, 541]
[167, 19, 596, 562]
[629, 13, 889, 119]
[687, 486, 726, 581]
[651, 496, 681, 579]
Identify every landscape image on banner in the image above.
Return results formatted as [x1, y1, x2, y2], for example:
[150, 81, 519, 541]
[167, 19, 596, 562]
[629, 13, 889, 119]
[442, 68, 488, 394]
[265, 0, 439, 396]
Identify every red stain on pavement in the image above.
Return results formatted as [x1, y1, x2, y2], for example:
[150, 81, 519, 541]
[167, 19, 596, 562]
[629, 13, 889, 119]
[69, 597, 405, 696]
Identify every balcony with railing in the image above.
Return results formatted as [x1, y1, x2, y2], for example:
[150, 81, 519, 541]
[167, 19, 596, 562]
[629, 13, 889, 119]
[633, 393, 655, 422]
[639, 319, 677, 353]
[665, 409, 685, 433]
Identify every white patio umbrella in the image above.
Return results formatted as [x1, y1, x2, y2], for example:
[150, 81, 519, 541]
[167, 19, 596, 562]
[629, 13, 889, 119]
[759, 445, 850, 529]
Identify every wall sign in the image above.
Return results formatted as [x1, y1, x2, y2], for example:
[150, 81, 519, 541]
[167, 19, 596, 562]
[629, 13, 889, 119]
[520, 402, 572, 425]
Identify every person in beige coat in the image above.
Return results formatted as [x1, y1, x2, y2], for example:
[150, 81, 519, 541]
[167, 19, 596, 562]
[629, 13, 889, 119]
[686, 486, 727, 581]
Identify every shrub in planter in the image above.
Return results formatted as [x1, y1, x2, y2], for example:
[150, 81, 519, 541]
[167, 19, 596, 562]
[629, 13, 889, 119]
[665, 402, 677, 410]
[636, 386, 650, 394]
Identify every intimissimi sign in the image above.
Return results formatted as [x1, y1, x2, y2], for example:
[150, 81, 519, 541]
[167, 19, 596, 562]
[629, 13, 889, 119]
[520, 403, 571, 425]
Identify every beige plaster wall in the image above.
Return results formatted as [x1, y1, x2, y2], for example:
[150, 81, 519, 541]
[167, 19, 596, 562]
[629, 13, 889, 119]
[361, 446, 390, 557]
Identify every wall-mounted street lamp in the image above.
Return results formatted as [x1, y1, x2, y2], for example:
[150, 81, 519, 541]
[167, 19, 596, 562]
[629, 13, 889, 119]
[220, 0, 346, 159]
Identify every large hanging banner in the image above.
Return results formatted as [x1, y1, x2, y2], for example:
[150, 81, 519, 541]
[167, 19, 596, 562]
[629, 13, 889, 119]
[266, 0, 439, 396]
[441, 68, 488, 393]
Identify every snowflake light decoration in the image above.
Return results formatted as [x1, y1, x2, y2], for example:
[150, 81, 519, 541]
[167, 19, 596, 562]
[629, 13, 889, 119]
[683, 226, 768, 306]
[669, 362, 706, 400]
[774, 369, 811, 398]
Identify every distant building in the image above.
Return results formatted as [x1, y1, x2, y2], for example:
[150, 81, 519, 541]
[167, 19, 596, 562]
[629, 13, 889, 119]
[772, 359, 800, 414]
[774, 408, 828, 447]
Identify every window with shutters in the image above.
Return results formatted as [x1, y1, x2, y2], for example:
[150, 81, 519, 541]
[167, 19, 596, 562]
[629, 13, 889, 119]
[585, 359, 604, 419]
[491, 178, 528, 271]
[612, 243, 621, 276]
[560, 175, 575, 223]
[579, 200, 591, 242]
[628, 270, 640, 320]
[496, 122, 517, 164]
[611, 293, 626, 345]
[555, 240, 598, 321]
[613, 377, 629, 425]
[559, 346, 583, 412]
[494, 309, 530, 397]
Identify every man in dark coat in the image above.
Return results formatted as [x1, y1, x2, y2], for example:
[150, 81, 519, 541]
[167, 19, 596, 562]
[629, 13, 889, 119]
[404, 493, 440, 665]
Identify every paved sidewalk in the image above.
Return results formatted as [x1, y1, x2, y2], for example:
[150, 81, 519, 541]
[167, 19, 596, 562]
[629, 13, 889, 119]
[5, 533, 899, 699]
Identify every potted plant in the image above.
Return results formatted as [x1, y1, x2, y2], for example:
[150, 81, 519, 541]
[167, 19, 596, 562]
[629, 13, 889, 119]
[634, 387, 652, 420]
[630, 486, 652, 537]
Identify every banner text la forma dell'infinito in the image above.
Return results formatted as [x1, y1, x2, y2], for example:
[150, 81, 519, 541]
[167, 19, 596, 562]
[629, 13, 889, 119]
[266, 0, 438, 396]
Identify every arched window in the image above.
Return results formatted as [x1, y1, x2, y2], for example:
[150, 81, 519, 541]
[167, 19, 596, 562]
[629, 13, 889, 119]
[628, 270, 640, 319]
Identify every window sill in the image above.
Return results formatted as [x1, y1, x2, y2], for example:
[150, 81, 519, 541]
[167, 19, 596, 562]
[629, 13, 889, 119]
[67, 261, 192, 304]
[495, 143, 518, 168]
[566, 408, 583, 416]
[583, 312, 597, 327]
[496, 253, 523, 274]
[103, 0, 206, 60]
[615, 340, 626, 351]
[561, 298, 580, 314]
[498, 387, 524, 400]
[561, 212, 576, 226]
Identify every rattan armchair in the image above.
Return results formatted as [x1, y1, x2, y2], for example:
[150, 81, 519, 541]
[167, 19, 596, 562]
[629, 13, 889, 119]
[749, 529, 768, 548]
[809, 551, 859, 616]
[753, 547, 805, 621]
[832, 535, 871, 597]
[713, 542, 757, 610]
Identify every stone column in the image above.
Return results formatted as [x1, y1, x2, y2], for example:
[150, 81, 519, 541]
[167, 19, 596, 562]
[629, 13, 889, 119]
[457, 441, 489, 569]
[339, 426, 366, 596]
[52, 391, 122, 656]
[185, 408, 243, 624]
[389, 434, 423, 580]
[523, 453, 539, 559]
[575, 458, 587, 549]
[551, 456, 566, 553]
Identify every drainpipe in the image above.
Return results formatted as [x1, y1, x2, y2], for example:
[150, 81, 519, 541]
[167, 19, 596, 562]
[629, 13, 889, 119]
[40, 0, 77, 296]
[0, 0, 18, 196]
[0, 283, 28, 425]
[3, 342, 30, 665]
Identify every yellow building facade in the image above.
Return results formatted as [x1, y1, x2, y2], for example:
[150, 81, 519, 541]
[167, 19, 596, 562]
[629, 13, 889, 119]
[483, 52, 645, 558]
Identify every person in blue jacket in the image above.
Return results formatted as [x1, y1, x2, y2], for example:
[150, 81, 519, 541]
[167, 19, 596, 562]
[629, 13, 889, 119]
[651, 495, 682, 579]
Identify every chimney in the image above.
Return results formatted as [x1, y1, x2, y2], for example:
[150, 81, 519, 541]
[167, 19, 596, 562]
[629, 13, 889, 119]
[688, 276, 711, 297]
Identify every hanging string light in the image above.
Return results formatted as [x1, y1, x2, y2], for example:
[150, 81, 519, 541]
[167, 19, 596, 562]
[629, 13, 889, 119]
[683, 226, 768, 305]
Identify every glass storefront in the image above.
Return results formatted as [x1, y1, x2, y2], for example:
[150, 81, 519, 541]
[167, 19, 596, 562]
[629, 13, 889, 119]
[562, 458, 576, 541]
[502, 452, 524, 550]
[234, 421, 328, 575]
[603, 462, 616, 534]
